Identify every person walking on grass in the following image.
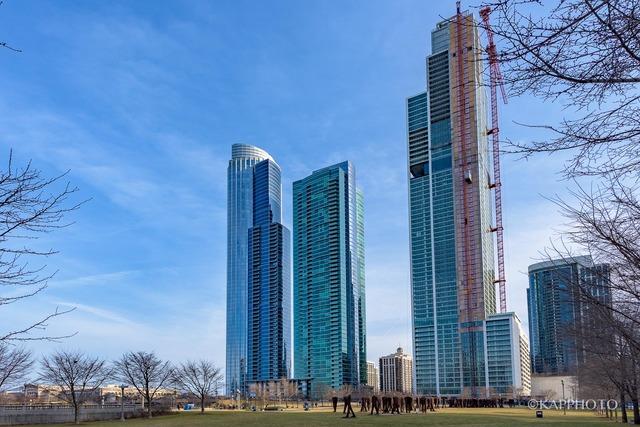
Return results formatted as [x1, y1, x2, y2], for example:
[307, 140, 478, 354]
[343, 394, 356, 418]
[392, 396, 401, 414]
[370, 395, 380, 415]
[404, 395, 413, 413]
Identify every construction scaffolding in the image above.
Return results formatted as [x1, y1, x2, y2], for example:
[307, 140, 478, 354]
[480, 6, 508, 314]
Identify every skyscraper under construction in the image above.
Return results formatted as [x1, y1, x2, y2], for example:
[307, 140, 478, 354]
[407, 9, 511, 397]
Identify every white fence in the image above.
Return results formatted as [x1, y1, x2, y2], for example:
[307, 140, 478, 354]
[0, 404, 143, 425]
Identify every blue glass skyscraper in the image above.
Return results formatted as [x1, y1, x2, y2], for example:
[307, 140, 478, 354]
[226, 144, 290, 395]
[247, 160, 291, 383]
[527, 256, 610, 375]
[292, 161, 366, 397]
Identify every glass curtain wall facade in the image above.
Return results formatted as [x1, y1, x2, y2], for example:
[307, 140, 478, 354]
[485, 312, 531, 396]
[247, 160, 291, 383]
[408, 12, 496, 397]
[226, 144, 290, 396]
[292, 161, 366, 398]
[527, 256, 610, 375]
[356, 189, 367, 385]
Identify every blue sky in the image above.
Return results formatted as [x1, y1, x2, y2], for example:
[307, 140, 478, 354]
[0, 0, 572, 373]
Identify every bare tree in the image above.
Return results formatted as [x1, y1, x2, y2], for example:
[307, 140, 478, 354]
[0, 343, 33, 391]
[39, 350, 111, 425]
[114, 351, 173, 418]
[249, 381, 267, 410]
[549, 181, 640, 342]
[313, 382, 329, 405]
[172, 360, 222, 414]
[481, 1, 640, 419]
[480, 0, 640, 179]
[538, 179, 640, 422]
[279, 377, 297, 408]
[0, 152, 83, 343]
[2, 2, 80, 343]
[578, 321, 636, 423]
[268, 380, 278, 407]
[288, 379, 300, 408]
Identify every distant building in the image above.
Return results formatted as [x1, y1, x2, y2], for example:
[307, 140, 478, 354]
[530, 375, 577, 400]
[527, 256, 610, 375]
[10, 384, 176, 405]
[293, 161, 366, 398]
[367, 361, 379, 393]
[485, 312, 531, 397]
[246, 379, 305, 401]
[0, 387, 24, 404]
[99, 385, 175, 402]
[379, 347, 413, 394]
[23, 384, 64, 403]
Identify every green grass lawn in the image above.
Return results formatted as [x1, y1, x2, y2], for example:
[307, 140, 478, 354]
[45, 407, 616, 427]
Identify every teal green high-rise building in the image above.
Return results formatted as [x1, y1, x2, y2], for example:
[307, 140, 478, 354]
[292, 161, 366, 397]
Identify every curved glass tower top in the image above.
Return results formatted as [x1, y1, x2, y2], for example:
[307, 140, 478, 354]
[227, 143, 282, 396]
[231, 143, 274, 162]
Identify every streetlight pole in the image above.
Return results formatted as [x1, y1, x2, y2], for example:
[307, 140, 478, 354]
[120, 384, 127, 422]
[561, 380, 566, 415]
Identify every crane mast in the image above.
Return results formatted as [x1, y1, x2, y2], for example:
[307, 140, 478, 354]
[479, 6, 508, 313]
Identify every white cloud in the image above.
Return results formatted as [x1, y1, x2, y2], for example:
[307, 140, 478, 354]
[55, 301, 140, 327]
[0, 106, 223, 232]
[50, 270, 139, 289]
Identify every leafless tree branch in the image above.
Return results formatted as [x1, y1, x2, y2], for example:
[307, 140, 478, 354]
[0, 343, 33, 391]
[536, 177, 640, 421]
[114, 351, 173, 419]
[0, 151, 86, 343]
[172, 360, 222, 413]
[478, 0, 640, 178]
[38, 350, 112, 424]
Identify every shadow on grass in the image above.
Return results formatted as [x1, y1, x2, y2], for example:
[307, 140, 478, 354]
[44, 408, 612, 427]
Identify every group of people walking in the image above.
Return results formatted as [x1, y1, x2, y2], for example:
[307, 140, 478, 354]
[331, 394, 438, 417]
[331, 394, 512, 417]
[360, 395, 438, 415]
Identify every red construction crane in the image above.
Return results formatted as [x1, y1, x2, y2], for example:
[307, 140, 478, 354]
[479, 6, 508, 313]
[454, 4, 472, 312]
[480, 7, 507, 313]
[455, 1, 480, 392]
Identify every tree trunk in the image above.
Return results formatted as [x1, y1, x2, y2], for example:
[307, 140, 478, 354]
[632, 396, 640, 425]
[201, 396, 205, 413]
[621, 390, 628, 424]
[71, 392, 79, 426]
[147, 393, 153, 419]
